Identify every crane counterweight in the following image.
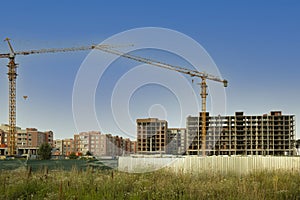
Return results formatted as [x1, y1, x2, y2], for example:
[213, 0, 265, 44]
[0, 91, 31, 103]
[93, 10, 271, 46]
[223, 80, 228, 87]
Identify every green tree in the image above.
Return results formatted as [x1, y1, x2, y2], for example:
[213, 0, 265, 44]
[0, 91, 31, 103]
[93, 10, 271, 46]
[86, 151, 92, 156]
[296, 139, 300, 149]
[69, 152, 78, 159]
[38, 143, 52, 160]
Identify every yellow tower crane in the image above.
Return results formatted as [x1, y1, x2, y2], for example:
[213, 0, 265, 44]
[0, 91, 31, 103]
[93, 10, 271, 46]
[0, 40, 122, 156]
[0, 40, 227, 156]
[93, 47, 228, 156]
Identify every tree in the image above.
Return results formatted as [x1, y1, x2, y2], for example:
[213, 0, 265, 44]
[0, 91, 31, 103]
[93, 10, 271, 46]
[38, 143, 52, 160]
[296, 139, 300, 149]
[86, 151, 92, 156]
[69, 152, 78, 159]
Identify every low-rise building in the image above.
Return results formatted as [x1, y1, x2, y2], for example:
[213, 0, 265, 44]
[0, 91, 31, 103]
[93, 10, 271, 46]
[53, 138, 75, 156]
[54, 131, 136, 157]
[0, 124, 54, 155]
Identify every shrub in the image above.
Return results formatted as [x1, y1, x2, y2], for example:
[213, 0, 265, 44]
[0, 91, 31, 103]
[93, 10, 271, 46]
[37, 143, 52, 160]
[69, 153, 78, 160]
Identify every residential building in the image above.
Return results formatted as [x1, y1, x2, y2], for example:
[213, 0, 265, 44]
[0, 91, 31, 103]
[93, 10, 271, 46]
[78, 131, 101, 155]
[53, 138, 75, 156]
[137, 118, 168, 154]
[123, 138, 136, 155]
[130, 141, 137, 154]
[45, 131, 54, 146]
[53, 139, 63, 155]
[63, 138, 75, 156]
[76, 131, 118, 156]
[111, 136, 136, 156]
[74, 134, 80, 154]
[0, 129, 6, 148]
[97, 133, 115, 156]
[0, 124, 54, 155]
[186, 111, 295, 156]
[54, 131, 135, 157]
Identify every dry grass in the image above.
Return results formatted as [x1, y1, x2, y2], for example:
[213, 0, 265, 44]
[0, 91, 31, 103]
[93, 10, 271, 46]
[0, 167, 300, 199]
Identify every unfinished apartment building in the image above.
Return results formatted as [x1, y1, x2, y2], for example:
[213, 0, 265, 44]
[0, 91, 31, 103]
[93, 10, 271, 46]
[137, 118, 168, 154]
[167, 128, 186, 155]
[187, 111, 295, 156]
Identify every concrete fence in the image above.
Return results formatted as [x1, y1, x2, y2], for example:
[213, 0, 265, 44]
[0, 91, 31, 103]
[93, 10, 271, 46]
[118, 156, 300, 175]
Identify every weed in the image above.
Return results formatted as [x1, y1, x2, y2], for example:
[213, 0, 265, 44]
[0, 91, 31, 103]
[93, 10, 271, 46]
[0, 168, 300, 199]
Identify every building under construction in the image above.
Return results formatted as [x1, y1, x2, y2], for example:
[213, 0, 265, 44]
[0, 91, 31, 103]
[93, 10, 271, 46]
[167, 128, 186, 155]
[187, 111, 295, 156]
[137, 118, 168, 154]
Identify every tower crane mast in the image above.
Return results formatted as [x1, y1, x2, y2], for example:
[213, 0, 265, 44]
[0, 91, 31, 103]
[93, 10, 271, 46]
[4, 38, 18, 156]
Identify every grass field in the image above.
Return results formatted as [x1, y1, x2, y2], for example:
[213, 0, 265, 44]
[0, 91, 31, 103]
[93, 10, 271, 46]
[0, 165, 300, 200]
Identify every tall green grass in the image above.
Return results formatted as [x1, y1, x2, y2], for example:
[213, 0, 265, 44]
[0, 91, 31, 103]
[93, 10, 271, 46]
[0, 167, 300, 199]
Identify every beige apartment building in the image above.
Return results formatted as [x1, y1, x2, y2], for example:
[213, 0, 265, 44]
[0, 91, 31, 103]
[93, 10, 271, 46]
[54, 131, 136, 157]
[53, 138, 75, 156]
[77, 131, 104, 156]
[75, 131, 135, 157]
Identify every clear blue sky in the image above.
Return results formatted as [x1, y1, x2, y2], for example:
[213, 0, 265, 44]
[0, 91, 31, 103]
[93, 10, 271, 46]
[0, 0, 299, 139]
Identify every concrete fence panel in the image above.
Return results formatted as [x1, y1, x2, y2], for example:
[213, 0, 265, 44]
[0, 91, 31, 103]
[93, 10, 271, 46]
[118, 156, 300, 174]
